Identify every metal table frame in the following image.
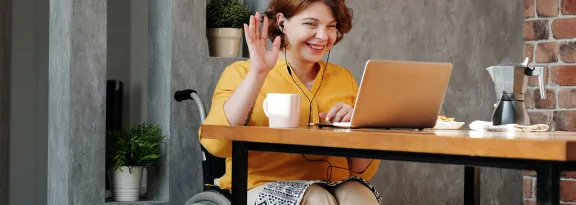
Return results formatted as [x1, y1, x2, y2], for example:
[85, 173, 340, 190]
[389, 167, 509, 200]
[231, 141, 576, 205]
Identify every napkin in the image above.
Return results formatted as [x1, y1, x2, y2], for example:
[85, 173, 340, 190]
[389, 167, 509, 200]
[469, 120, 550, 132]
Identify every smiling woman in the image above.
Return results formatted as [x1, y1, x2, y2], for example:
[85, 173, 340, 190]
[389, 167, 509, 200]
[199, 0, 382, 204]
[264, 0, 353, 84]
[264, 0, 353, 48]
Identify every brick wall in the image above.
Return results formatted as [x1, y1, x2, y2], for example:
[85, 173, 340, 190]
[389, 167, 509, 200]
[523, 0, 576, 204]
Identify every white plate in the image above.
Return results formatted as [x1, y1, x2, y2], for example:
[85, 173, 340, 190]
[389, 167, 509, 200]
[433, 121, 465, 130]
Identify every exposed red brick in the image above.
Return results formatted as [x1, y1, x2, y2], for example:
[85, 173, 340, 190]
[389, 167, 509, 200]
[526, 89, 535, 109]
[526, 0, 536, 18]
[563, 171, 576, 178]
[558, 88, 576, 108]
[562, 0, 576, 15]
[528, 66, 549, 86]
[535, 42, 558, 63]
[525, 43, 535, 63]
[559, 42, 576, 63]
[534, 180, 538, 197]
[524, 170, 537, 176]
[561, 179, 576, 202]
[524, 20, 549, 41]
[552, 18, 576, 39]
[530, 200, 570, 205]
[534, 88, 556, 109]
[551, 65, 576, 86]
[554, 111, 576, 131]
[524, 200, 536, 205]
[537, 0, 559, 17]
[524, 177, 534, 198]
[529, 111, 554, 126]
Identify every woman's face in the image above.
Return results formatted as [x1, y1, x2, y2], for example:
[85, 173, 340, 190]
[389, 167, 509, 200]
[279, 2, 338, 64]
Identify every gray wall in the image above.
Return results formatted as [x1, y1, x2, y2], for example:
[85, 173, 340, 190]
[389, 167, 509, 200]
[172, 0, 524, 204]
[0, 0, 10, 204]
[9, 0, 48, 204]
[8, 0, 149, 204]
[4, 0, 524, 204]
[108, 0, 149, 128]
[108, 0, 132, 127]
[129, 0, 149, 127]
[331, 1, 524, 204]
[47, 0, 107, 204]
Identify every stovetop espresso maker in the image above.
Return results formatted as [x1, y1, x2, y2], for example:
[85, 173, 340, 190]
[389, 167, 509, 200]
[486, 58, 546, 126]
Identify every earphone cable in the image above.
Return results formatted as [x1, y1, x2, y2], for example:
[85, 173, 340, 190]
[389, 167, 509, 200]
[284, 47, 330, 127]
[285, 48, 314, 126]
[277, 25, 372, 181]
[284, 46, 361, 182]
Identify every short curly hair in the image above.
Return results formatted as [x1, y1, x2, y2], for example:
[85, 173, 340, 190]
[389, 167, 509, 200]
[264, 0, 353, 47]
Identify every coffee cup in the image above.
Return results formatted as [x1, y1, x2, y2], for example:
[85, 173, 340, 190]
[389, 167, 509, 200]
[262, 93, 301, 128]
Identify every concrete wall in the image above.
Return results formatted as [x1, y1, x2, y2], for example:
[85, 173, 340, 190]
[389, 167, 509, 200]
[0, 0, 10, 204]
[46, 0, 107, 204]
[3, 0, 524, 204]
[8, 0, 148, 203]
[9, 0, 48, 204]
[108, 0, 149, 128]
[171, 0, 524, 204]
[331, 1, 524, 204]
[129, 0, 149, 127]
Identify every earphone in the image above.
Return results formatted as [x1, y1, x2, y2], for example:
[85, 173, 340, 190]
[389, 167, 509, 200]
[279, 20, 326, 126]
[279, 20, 372, 182]
[286, 48, 346, 182]
[285, 48, 328, 127]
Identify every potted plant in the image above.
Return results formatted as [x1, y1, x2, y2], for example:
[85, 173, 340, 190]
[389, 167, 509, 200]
[206, 0, 251, 57]
[106, 123, 166, 202]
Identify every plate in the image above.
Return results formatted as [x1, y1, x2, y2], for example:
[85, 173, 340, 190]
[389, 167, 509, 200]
[433, 121, 465, 130]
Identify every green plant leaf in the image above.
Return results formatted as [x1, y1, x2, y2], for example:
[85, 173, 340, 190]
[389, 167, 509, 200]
[106, 122, 166, 171]
[206, 0, 251, 28]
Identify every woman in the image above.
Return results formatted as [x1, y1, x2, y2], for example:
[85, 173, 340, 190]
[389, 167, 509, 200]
[200, 0, 381, 204]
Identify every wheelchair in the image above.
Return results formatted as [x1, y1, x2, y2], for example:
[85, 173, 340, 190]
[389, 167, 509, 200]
[174, 89, 232, 205]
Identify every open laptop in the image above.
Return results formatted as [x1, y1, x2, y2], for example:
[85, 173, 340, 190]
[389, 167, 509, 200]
[313, 60, 453, 129]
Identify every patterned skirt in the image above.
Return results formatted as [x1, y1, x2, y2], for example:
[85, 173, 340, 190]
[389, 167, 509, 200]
[254, 176, 382, 205]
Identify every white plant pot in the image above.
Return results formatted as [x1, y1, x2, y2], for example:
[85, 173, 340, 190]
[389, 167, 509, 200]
[110, 166, 143, 202]
[207, 28, 243, 57]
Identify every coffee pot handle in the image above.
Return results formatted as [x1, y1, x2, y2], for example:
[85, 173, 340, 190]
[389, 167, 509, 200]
[530, 66, 546, 99]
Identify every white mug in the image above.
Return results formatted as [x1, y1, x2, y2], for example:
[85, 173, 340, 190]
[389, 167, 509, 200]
[262, 93, 301, 128]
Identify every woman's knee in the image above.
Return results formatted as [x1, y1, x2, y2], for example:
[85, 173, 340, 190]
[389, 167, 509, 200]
[332, 181, 380, 205]
[301, 184, 337, 205]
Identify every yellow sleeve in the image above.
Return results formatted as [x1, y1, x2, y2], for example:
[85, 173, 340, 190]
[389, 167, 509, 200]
[350, 160, 381, 180]
[349, 70, 359, 105]
[198, 62, 247, 158]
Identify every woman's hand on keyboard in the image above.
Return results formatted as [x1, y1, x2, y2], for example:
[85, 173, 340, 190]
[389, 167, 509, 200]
[319, 102, 353, 123]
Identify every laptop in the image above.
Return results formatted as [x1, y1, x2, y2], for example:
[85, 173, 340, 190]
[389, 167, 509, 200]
[313, 60, 453, 129]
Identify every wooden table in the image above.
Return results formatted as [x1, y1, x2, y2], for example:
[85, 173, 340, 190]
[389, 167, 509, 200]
[200, 125, 576, 205]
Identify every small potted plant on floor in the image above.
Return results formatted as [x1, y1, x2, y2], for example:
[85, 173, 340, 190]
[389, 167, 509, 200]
[106, 122, 166, 202]
[206, 0, 251, 57]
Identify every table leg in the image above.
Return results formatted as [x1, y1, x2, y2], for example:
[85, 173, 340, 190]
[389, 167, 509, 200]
[464, 166, 480, 205]
[536, 164, 560, 205]
[232, 141, 248, 205]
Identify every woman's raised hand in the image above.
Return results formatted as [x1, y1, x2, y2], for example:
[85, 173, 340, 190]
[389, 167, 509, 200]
[244, 12, 282, 75]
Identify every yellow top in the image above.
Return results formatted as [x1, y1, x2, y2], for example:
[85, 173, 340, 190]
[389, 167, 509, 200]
[199, 59, 381, 190]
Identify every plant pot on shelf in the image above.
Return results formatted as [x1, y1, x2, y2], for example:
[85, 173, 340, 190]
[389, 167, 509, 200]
[207, 28, 243, 57]
[106, 123, 165, 202]
[110, 166, 144, 202]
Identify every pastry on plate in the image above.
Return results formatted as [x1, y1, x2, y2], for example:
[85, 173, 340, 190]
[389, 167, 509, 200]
[434, 115, 464, 129]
